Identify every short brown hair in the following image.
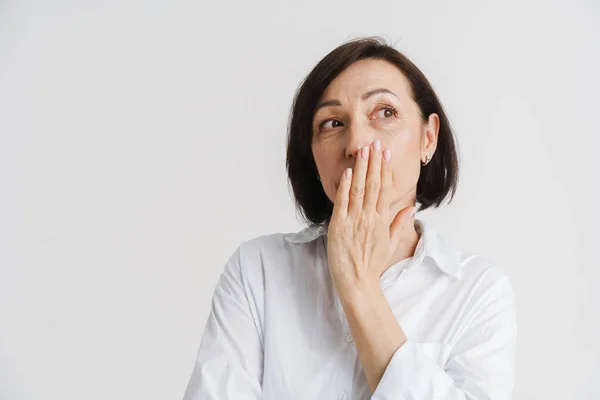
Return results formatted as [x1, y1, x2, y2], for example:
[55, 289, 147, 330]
[286, 37, 459, 226]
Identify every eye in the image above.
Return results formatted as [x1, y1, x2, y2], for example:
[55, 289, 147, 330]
[319, 119, 344, 130]
[373, 107, 397, 119]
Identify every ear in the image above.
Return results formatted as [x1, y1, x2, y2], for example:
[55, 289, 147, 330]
[421, 113, 439, 162]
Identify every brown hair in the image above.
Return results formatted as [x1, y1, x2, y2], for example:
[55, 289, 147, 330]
[286, 37, 459, 226]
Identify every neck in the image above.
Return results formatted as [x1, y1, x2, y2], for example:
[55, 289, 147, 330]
[383, 197, 421, 273]
[388, 216, 420, 267]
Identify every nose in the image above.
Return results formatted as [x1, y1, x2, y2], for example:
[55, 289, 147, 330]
[345, 124, 374, 159]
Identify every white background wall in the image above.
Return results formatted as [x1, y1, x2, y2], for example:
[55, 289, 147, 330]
[1, 1, 598, 399]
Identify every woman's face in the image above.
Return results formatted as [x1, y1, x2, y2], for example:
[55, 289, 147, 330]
[311, 58, 439, 218]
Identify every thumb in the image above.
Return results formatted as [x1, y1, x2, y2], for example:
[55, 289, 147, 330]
[389, 206, 416, 244]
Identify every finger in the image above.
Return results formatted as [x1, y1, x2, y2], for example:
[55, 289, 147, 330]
[363, 139, 382, 213]
[376, 147, 392, 216]
[331, 168, 352, 222]
[390, 206, 416, 242]
[348, 145, 370, 218]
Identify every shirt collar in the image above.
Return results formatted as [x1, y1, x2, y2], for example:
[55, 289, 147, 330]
[285, 218, 463, 279]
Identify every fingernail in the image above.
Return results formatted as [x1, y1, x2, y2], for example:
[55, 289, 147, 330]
[373, 140, 381, 151]
[344, 168, 352, 179]
[361, 146, 369, 159]
[384, 149, 391, 161]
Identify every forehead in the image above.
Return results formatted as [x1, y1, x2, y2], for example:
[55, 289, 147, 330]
[320, 58, 411, 100]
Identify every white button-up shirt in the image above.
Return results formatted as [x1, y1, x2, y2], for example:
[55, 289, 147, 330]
[183, 219, 518, 399]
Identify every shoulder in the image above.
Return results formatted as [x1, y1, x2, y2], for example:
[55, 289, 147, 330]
[447, 245, 517, 314]
[459, 251, 512, 284]
[236, 225, 321, 259]
[223, 225, 324, 280]
[426, 226, 515, 303]
[236, 222, 326, 257]
[430, 232, 518, 336]
[461, 252, 513, 291]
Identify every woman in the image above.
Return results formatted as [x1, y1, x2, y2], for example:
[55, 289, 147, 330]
[183, 37, 517, 400]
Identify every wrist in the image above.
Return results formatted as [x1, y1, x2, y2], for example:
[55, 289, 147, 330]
[336, 278, 382, 310]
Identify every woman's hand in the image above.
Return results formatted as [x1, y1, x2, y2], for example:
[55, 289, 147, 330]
[327, 139, 416, 295]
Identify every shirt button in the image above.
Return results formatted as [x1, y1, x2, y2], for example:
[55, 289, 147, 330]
[338, 392, 347, 400]
[345, 334, 354, 343]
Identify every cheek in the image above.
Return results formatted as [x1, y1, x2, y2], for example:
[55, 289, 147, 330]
[389, 138, 421, 186]
[392, 156, 415, 181]
[312, 143, 340, 187]
[312, 142, 328, 168]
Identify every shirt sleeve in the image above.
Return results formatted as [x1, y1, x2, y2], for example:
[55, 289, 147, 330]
[372, 274, 518, 400]
[182, 245, 263, 400]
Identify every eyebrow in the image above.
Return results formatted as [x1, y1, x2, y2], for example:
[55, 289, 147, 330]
[315, 88, 400, 112]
